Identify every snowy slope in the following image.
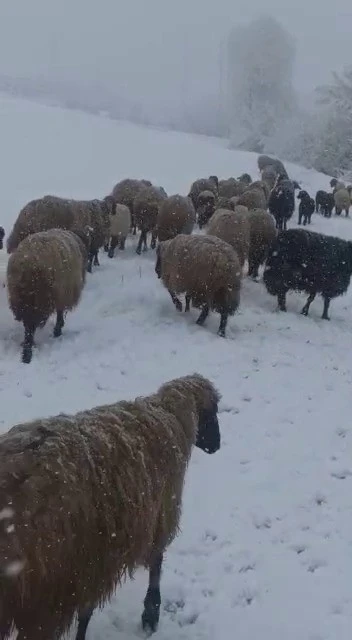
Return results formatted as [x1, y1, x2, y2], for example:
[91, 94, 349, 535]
[1, 94, 352, 640]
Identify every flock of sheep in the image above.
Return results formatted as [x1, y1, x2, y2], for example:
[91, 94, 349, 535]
[1, 153, 352, 639]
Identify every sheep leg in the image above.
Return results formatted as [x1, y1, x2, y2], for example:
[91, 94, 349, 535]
[218, 312, 229, 337]
[93, 251, 100, 266]
[143, 232, 148, 252]
[321, 296, 331, 320]
[169, 290, 182, 312]
[301, 292, 315, 316]
[150, 230, 157, 250]
[76, 606, 94, 640]
[277, 291, 287, 312]
[119, 236, 126, 250]
[108, 235, 118, 258]
[136, 230, 146, 255]
[87, 252, 94, 273]
[185, 294, 191, 312]
[22, 325, 36, 364]
[196, 304, 209, 326]
[53, 311, 65, 337]
[248, 257, 259, 279]
[142, 550, 163, 633]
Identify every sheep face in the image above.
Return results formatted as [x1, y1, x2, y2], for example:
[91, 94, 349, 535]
[209, 175, 219, 189]
[237, 173, 252, 185]
[196, 402, 220, 454]
[330, 178, 337, 188]
[0, 226, 4, 249]
[197, 192, 216, 228]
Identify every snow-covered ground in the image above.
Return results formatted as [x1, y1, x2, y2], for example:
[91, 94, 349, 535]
[1, 93, 352, 640]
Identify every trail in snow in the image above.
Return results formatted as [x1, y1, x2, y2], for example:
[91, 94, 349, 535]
[0, 95, 352, 640]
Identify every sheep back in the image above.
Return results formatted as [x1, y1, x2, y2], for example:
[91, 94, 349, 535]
[0, 374, 219, 639]
[133, 186, 167, 233]
[157, 195, 195, 242]
[218, 178, 244, 199]
[7, 229, 87, 330]
[247, 208, 277, 271]
[110, 203, 131, 238]
[207, 209, 250, 267]
[236, 188, 267, 211]
[111, 178, 152, 211]
[158, 234, 241, 315]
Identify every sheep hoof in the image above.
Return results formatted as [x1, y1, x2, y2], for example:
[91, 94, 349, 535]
[53, 326, 62, 338]
[141, 608, 160, 634]
[175, 301, 182, 312]
[136, 247, 142, 255]
[300, 308, 308, 316]
[217, 329, 226, 338]
[103, 244, 109, 252]
[22, 347, 33, 364]
[321, 314, 330, 321]
[108, 249, 114, 259]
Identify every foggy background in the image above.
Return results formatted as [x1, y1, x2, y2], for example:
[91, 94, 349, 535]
[1, 0, 351, 174]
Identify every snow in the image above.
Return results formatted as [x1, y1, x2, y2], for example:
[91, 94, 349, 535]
[1, 93, 352, 640]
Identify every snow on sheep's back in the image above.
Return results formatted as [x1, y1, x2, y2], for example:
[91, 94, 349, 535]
[0, 93, 352, 640]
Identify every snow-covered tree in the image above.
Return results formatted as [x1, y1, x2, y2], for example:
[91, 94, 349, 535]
[227, 15, 297, 152]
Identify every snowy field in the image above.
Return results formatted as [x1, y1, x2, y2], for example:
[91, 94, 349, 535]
[1, 93, 352, 640]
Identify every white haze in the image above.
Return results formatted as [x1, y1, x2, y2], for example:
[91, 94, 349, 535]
[1, 0, 351, 114]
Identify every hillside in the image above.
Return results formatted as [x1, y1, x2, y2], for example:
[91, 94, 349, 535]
[0, 94, 351, 640]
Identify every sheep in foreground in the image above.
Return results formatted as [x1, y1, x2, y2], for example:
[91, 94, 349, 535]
[0, 374, 220, 640]
[156, 234, 242, 337]
[334, 187, 350, 217]
[6, 195, 113, 272]
[315, 190, 334, 217]
[196, 190, 216, 228]
[107, 203, 131, 258]
[268, 176, 295, 230]
[297, 190, 315, 225]
[263, 228, 352, 319]
[156, 195, 196, 242]
[237, 185, 267, 211]
[247, 209, 277, 279]
[188, 178, 218, 209]
[207, 208, 250, 268]
[111, 178, 152, 234]
[133, 185, 167, 254]
[7, 229, 87, 364]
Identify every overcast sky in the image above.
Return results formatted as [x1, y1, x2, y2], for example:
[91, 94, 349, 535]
[1, 0, 351, 107]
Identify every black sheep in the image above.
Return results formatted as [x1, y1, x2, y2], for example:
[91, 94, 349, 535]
[297, 190, 315, 225]
[268, 175, 296, 231]
[315, 190, 334, 217]
[263, 228, 352, 320]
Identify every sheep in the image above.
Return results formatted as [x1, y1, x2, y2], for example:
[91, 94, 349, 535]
[196, 190, 216, 228]
[237, 173, 252, 185]
[233, 204, 249, 216]
[315, 190, 334, 217]
[133, 185, 168, 254]
[297, 190, 315, 225]
[257, 155, 289, 179]
[215, 196, 236, 211]
[218, 178, 245, 199]
[261, 165, 277, 190]
[247, 209, 277, 279]
[106, 203, 131, 258]
[247, 180, 270, 203]
[0, 227, 4, 250]
[236, 186, 267, 211]
[156, 195, 196, 242]
[268, 175, 295, 230]
[263, 228, 352, 320]
[111, 178, 152, 234]
[156, 234, 242, 337]
[334, 188, 350, 217]
[188, 178, 218, 209]
[330, 178, 345, 193]
[6, 195, 114, 273]
[207, 208, 250, 268]
[7, 229, 87, 364]
[0, 373, 220, 640]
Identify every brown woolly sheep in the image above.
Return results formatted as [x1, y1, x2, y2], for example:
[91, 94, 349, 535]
[218, 178, 245, 199]
[196, 190, 216, 228]
[7, 229, 87, 364]
[188, 177, 218, 208]
[207, 208, 250, 268]
[334, 188, 350, 217]
[248, 180, 270, 204]
[215, 196, 236, 211]
[111, 178, 152, 234]
[133, 185, 168, 254]
[257, 155, 288, 178]
[6, 195, 114, 273]
[247, 209, 277, 279]
[156, 195, 196, 242]
[237, 187, 267, 211]
[261, 165, 277, 190]
[156, 234, 242, 337]
[0, 373, 220, 640]
[106, 203, 131, 258]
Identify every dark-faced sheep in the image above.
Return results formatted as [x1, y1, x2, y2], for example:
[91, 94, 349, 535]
[156, 195, 195, 242]
[315, 190, 334, 218]
[133, 185, 167, 254]
[111, 178, 152, 234]
[263, 228, 352, 319]
[207, 208, 250, 268]
[247, 209, 277, 279]
[0, 373, 220, 640]
[156, 234, 242, 337]
[330, 178, 345, 193]
[297, 190, 315, 225]
[188, 178, 218, 209]
[334, 188, 350, 217]
[237, 173, 252, 185]
[268, 176, 295, 230]
[196, 190, 216, 228]
[107, 203, 131, 258]
[7, 229, 87, 364]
